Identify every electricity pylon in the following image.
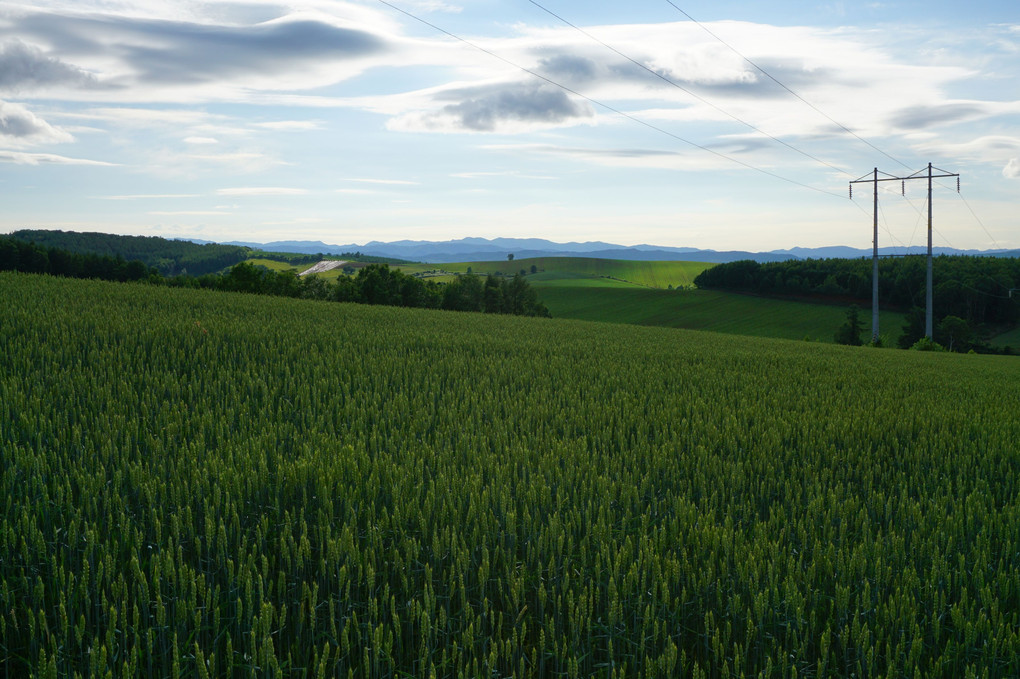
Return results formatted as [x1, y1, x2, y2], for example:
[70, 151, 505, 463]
[850, 163, 959, 342]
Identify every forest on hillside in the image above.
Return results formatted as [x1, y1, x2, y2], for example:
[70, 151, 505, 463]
[695, 256, 1019, 348]
[0, 236, 550, 317]
[6, 229, 253, 276]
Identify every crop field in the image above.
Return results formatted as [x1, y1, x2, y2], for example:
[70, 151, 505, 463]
[244, 256, 711, 290]
[534, 284, 907, 344]
[245, 258, 302, 272]
[2, 272, 1018, 678]
[433, 258, 711, 290]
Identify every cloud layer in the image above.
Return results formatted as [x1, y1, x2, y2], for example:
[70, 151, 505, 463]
[0, 40, 97, 90]
[0, 2, 1017, 249]
[0, 100, 72, 144]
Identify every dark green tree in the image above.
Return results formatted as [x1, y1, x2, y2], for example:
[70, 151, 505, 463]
[834, 304, 864, 346]
[937, 315, 973, 352]
[898, 307, 926, 349]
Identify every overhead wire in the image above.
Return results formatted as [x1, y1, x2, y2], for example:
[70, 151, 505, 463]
[955, 191, 1003, 251]
[525, 0, 851, 177]
[660, 0, 913, 171]
[660, 0, 1004, 252]
[373, 0, 848, 199]
[379, 0, 1006, 252]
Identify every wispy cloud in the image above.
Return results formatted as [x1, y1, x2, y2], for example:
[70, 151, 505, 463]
[254, 120, 324, 131]
[0, 40, 98, 91]
[148, 210, 230, 216]
[97, 193, 200, 200]
[452, 170, 557, 180]
[3, 8, 397, 101]
[480, 142, 732, 171]
[342, 178, 419, 185]
[1004, 158, 1020, 179]
[0, 100, 73, 145]
[405, 1, 463, 13]
[216, 187, 310, 196]
[0, 150, 114, 165]
[389, 82, 595, 133]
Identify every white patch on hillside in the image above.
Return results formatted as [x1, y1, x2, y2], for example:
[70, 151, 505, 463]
[299, 260, 348, 276]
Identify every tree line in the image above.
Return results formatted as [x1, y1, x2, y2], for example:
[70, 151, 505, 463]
[0, 236, 550, 317]
[695, 256, 1019, 350]
[1, 236, 155, 281]
[192, 261, 550, 316]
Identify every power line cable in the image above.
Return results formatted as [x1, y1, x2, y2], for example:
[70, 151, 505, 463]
[877, 199, 909, 250]
[905, 193, 926, 250]
[525, 0, 851, 177]
[374, 0, 847, 199]
[661, 0, 913, 171]
[955, 191, 1002, 251]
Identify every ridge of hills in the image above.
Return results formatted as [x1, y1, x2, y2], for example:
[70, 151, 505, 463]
[185, 236, 1020, 263]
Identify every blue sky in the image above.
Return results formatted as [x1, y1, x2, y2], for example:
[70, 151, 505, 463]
[0, 0, 1017, 250]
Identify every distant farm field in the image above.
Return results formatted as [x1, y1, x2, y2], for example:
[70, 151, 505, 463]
[3, 271, 1018, 678]
[431, 257, 711, 289]
[535, 284, 907, 344]
[243, 254, 905, 343]
[245, 257, 302, 272]
[990, 324, 1020, 348]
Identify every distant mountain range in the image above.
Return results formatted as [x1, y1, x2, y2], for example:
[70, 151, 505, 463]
[185, 236, 1020, 264]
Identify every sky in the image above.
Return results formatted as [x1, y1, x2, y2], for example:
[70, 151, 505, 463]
[0, 0, 1017, 251]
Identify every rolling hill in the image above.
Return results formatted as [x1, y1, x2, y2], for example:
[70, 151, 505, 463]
[3, 271, 1018, 678]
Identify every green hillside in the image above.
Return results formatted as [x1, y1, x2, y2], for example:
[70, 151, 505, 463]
[536, 284, 907, 344]
[990, 325, 1020, 348]
[243, 253, 904, 345]
[433, 257, 711, 289]
[270, 253, 904, 344]
[3, 271, 1019, 678]
[6, 229, 252, 276]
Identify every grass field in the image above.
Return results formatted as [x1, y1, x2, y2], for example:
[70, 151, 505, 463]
[245, 257, 302, 272]
[244, 254, 906, 343]
[247, 255, 712, 289]
[534, 282, 906, 344]
[3, 272, 1018, 678]
[430, 257, 711, 289]
[990, 325, 1020, 348]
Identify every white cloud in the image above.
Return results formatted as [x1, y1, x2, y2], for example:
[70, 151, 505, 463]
[98, 193, 200, 200]
[1004, 158, 1020, 179]
[0, 39, 97, 91]
[0, 7, 400, 102]
[481, 142, 735, 172]
[0, 100, 73, 145]
[0, 150, 114, 165]
[915, 134, 1020, 166]
[342, 178, 419, 185]
[389, 82, 595, 133]
[148, 210, 230, 216]
[216, 187, 310, 196]
[405, 1, 463, 13]
[254, 120, 324, 131]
